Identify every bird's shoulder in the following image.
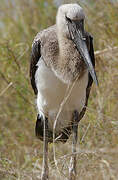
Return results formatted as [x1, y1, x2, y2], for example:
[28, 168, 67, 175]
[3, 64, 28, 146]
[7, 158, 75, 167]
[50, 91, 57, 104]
[33, 25, 59, 67]
[33, 25, 58, 48]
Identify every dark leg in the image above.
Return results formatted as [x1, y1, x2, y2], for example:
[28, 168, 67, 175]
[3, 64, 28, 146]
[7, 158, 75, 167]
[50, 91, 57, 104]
[69, 110, 79, 180]
[41, 117, 49, 180]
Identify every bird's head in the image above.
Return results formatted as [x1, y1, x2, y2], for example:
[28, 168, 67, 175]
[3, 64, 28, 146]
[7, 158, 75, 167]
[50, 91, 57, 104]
[56, 4, 85, 39]
[56, 4, 98, 85]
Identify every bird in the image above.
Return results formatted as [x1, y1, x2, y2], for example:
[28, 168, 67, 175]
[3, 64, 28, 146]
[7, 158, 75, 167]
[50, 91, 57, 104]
[30, 3, 98, 180]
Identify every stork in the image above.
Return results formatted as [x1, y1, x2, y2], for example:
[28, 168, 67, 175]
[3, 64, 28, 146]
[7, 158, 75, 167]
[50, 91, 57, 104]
[30, 3, 98, 180]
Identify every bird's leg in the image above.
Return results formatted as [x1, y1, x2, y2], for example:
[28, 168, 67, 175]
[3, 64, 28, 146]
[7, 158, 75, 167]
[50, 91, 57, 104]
[41, 117, 49, 180]
[69, 110, 79, 180]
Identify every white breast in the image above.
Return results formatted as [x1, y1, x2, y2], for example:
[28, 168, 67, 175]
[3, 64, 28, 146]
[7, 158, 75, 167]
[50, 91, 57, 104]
[35, 59, 88, 132]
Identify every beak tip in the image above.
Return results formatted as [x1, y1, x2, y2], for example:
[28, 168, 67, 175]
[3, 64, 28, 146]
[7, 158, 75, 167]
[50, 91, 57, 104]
[93, 74, 98, 86]
[95, 79, 99, 86]
[90, 70, 98, 86]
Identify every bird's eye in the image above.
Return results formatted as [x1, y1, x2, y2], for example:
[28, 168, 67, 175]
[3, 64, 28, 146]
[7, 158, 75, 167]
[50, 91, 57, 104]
[65, 16, 72, 23]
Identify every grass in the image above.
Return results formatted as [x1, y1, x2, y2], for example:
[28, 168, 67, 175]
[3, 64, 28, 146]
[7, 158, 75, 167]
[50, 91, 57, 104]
[0, 0, 118, 179]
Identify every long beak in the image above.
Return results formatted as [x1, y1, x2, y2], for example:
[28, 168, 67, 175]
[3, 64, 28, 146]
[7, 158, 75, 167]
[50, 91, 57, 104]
[68, 20, 98, 86]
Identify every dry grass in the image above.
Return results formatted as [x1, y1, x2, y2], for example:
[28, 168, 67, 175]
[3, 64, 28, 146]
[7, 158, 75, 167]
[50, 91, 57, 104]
[0, 0, 118, 179]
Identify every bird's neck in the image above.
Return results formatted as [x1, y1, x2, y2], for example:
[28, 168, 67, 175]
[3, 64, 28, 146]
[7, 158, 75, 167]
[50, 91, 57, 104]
[55, 33, 86, 84]
[58, 36, 72, 62]
[56, 16, 72, 60]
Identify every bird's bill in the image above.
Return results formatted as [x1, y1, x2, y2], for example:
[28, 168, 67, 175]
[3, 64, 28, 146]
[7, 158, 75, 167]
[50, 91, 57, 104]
[68, 20, 98, 85]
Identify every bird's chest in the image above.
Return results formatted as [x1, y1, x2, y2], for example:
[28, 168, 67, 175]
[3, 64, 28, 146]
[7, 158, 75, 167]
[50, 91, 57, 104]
[35, 60, 88, 131]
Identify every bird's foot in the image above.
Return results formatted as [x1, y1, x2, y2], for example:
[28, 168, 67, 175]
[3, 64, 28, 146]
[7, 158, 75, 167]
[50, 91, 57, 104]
[41, 170, 49, 180]
[69, 157, 76, 180]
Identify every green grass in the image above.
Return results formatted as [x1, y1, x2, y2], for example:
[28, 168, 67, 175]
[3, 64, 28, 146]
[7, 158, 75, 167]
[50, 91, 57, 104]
[0, 0, 118, 179]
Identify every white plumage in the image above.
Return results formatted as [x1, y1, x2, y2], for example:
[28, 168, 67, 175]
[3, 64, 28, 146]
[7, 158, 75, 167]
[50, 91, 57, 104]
[35, 59, 88, 132]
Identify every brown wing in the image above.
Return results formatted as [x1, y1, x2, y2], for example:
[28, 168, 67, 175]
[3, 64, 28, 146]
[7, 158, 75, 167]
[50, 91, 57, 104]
[30, 39, 41, 95]
[78, 35, 95, 122]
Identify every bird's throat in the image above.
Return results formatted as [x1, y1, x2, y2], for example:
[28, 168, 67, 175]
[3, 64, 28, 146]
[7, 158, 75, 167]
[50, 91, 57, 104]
[56, 37, 87, 84]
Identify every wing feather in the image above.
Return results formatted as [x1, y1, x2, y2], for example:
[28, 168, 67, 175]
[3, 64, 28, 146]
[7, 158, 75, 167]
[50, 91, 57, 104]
[78, 35, 95, 122]
[30, 39, 41, 95]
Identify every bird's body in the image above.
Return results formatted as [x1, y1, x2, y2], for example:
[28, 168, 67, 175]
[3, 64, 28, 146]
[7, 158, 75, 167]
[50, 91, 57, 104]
[30, 4, 97, 179]
[31, 25, 94, 141]
[35, 58, 88, 132]
[33, 25, 89, 134]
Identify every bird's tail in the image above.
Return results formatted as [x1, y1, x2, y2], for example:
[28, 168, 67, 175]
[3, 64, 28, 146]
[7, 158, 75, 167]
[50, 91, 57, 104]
[35, 114, 72, 143]
[35, 114, 44, 141]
